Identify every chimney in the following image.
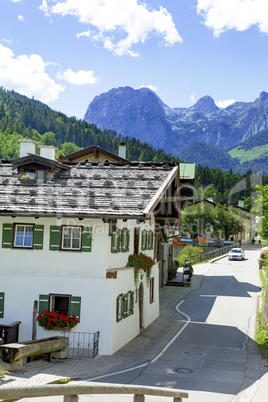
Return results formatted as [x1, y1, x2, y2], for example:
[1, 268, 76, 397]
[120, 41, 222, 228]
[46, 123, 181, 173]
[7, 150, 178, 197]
[213, 193, 217, 203]
[118, 141, 127, 159]
[18, 140, 38, 158]
[39, 145, 57, 160]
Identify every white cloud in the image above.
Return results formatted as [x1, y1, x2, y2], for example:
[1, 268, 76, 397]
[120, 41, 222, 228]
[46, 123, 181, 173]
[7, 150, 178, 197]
[190, 93, 197, 103]
[57, 68, 98, 85]
[12, 0, 22, 3]
[0, 44, 65, 103]
[18, 15, 24, 22]
[76, 30, 91, 39]
[40, 0, 182, 56]
[139, 85, 158, 92]
[1, 38, 12, 44]
[197, 0, 268, 36]
[215, 99, 236, 108]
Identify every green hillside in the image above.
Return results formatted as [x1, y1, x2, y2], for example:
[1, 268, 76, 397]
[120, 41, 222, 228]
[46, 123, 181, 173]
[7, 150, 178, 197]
[228, 129, 268, 174]
[178, 140, 240, 170]
[0, 87, 179, 163]
[229, 144, 268, 163]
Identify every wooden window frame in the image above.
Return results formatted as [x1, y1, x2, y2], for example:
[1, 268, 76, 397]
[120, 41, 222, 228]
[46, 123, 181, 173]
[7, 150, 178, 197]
[60, 225, 82, 251]
[49, 293, 71, 316]
[13, 223, 34, 249]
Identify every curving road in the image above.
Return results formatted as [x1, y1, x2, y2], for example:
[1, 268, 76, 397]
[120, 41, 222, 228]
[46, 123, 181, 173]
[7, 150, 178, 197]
[89, 246, 263, 401]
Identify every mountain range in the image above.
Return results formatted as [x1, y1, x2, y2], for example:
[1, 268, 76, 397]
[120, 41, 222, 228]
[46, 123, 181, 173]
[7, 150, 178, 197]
[84, 87, 268, 173]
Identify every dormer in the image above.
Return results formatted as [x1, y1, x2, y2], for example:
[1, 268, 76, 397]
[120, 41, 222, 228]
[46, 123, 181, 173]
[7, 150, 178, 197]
[12, 140, 69, 181]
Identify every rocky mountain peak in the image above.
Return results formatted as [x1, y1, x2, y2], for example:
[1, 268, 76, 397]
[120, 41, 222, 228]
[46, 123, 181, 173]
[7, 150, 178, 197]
[190, 95, 219, 114]
[260, 91, 268, 102]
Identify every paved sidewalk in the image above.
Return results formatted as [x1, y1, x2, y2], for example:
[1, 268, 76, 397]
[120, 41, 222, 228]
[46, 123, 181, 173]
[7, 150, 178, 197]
[0, 256, 267, 401]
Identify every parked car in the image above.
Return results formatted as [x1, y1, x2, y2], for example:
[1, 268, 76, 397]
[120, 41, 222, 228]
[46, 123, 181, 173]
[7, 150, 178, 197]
[228, 248, 245, 261]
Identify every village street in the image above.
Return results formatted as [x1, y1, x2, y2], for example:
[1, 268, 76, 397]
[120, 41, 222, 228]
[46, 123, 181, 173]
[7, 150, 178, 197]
[85, 245, 265, 401]
[2, 245, 267, 402]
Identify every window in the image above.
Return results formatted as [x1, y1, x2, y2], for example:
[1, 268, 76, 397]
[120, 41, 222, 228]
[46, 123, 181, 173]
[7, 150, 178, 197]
[62, 226, 82, 250]
[14, 225, 34, 248]
[50, 294, 70, 315]
[111, 228, 130, 253]
[49, 225, 92, 252]
[2, 223, 44, 250]
[141, 229, 154, 251]
[25, 170, 35, 179]
[36, 170, 47, 181]
[39, 294, 81, 320]
[116, 291, 134, 322]
[150, 278, 154, 303]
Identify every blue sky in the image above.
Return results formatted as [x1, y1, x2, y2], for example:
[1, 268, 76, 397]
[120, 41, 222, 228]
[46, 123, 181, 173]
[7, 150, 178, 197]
[1, 0, 268, 119]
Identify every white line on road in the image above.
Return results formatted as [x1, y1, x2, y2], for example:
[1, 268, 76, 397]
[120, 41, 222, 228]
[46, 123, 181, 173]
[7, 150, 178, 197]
[85, 300, 192, 381]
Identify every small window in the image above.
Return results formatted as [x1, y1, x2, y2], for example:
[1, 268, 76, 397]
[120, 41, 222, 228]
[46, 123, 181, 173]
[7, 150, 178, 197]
[37, 170, 47, 181]
[50, 294, 70, 315]
[14, 224, 34, 248]
[25, 171, 36, 179]
[61, 226, 82, 250]
[150, 277, 154, 303]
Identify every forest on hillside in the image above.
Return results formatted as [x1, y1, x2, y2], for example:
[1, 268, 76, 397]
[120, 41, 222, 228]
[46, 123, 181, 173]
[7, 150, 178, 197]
[0, 87, 267, 209]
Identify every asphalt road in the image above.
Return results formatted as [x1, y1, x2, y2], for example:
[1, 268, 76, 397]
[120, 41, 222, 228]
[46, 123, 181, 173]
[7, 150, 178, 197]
[89, 246, 262, 402]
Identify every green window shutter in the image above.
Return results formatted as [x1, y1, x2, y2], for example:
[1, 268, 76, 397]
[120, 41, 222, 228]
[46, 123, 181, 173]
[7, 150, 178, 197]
[2, 224, 13, 248]
[49, 226, 61, 251]
[146, 230, 150, 250]
[130, 291, 134, 315]
[39, 294, 49, 313]
[0, 292, 5, 318]
[149, 230, 154, 250]
[121, 228, 126, 252]
[127, 230, 130, 252]
[70, 296, 81, 321]
[117, 229, 122, 253]
[82, 227, 92, 252]
[123, 293, 128, 318]
[33, 225, 44, 250]
[116, 295, 121, 322]
[141, 229, 146, 251]
[111, 231, 116, 253]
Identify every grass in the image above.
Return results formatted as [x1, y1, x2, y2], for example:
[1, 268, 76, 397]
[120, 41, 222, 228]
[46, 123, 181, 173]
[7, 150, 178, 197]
[255, 259, 268, 359]
[229, 144, 268, 163]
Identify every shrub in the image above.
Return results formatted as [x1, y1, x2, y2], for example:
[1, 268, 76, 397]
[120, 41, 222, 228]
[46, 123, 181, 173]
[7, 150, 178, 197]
[168, 265, 178, 280]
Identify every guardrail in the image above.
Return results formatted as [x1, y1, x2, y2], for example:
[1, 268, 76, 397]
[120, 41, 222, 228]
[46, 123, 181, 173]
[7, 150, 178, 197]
[0, 382, 188, 401]
[184, 243, 240, 265]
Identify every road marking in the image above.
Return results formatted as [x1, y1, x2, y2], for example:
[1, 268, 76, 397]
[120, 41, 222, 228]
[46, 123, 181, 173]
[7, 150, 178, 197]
[150, 300, 191, 364]
[86, 363, 148, 381]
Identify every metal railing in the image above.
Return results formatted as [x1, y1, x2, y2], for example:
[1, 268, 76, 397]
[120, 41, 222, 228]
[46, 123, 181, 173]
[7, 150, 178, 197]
[0, 382, 188, 401]
[57, 330, 100, 358]
[184, 243, 240, 265]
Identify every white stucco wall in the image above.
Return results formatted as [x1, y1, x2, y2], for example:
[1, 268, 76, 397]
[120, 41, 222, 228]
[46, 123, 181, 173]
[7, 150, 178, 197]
[111, 262, 159, 354]
[0, 216, 159, 355]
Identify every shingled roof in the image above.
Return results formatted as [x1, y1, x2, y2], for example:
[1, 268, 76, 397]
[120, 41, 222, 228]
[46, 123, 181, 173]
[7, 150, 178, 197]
[0, 161, 178, 220]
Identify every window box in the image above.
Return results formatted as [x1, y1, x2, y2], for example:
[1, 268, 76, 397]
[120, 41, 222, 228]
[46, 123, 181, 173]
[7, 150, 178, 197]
[38, 294, 81, 330]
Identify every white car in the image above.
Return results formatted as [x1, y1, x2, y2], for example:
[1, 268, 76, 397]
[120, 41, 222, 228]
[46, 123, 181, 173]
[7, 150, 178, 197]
[228, 248, 245, 261]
